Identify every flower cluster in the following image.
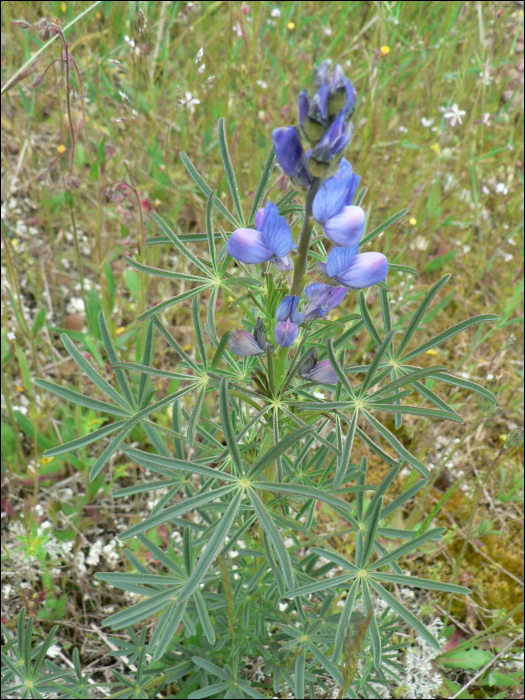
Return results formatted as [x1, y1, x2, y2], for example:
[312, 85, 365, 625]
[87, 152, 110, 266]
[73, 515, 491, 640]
[227, 60, 389, 352]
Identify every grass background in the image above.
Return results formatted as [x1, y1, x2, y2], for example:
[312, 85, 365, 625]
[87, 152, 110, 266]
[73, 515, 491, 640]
[1, 1, 524, 697]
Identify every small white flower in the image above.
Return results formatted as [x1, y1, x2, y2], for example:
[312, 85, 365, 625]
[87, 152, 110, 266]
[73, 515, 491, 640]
[233, 22, 243, 37]
[181, 91, 200, 113]
[481, 185, 490, 195]
[495, 182, 508, 195]
[195, 47, 204, 64]
[483, 112, 491, 126]
[271, 8, 281, 17]
[205, 75, 216, 85]
[399, 125, 408, 133]
[119, 90, 128, 102]
[444, 104, 466, 126]
[323, 27, 333, 36]
[421, 117, 434, 127]
[198, 64, 206, 74]
[7, 331, 15, 340]
[256, 79, 268, 90]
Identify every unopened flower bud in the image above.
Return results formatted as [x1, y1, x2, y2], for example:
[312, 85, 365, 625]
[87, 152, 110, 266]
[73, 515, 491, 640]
[37, 169, 48, 183]
[31, 73, 45, 89]
[505, 427, 524, 449]
[11, 19, 30, 29]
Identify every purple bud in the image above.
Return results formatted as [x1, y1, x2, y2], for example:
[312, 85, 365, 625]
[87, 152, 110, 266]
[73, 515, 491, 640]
[307, 359, 339, 384]
[37, 169, 48, 183]
[309, 113, 353, 177]
[314, 60, 332, 88]
[275, 320, 299, 347]
[229, 329, 265, 356]
[272, 126, 312, 190]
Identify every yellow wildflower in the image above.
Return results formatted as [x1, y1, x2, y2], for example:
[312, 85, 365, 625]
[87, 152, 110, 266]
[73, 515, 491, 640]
[41, 456, 55, 466]
[425, 349, 439, 356]
[61, 2, 67, 12]
[380, 46, 390, 57]
[431, 143, 441, 156]
[287, 22, 295, 30]
[57, 144, 67, 154]
[409, 217, 417, 226]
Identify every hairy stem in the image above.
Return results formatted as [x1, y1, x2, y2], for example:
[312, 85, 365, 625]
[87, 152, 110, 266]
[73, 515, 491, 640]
[290, 177, 321, 296]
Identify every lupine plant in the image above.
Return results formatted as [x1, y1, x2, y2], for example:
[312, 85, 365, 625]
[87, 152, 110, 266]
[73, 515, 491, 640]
[30, 61, 501, 698]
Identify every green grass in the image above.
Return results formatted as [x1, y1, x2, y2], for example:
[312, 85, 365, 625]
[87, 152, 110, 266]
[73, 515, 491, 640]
[1, 1, 523, 697]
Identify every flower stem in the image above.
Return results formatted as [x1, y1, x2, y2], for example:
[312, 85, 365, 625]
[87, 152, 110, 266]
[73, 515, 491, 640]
[290, 177, 321, 296]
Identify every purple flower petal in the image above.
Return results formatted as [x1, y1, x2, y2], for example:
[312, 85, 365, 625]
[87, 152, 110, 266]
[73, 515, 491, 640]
[326, 243, 360, 278]
[304, 283, 348, 321]
[275, 320, 299, 347]
[273, 255, 294, 272]
[255, 208, 265, 230]
[276, 295, 305, 324]
[272, 126, 309, 179]
[259, 202, 294, 259]
[307, 359, 339, 384]
[228, 228, 273, 264]
[312, 158, 361, 222]
[334, 252, 389, 289]
[229, 329, 264, 356]
[342, 78, 357, 119]
[323, 205, 365, 247]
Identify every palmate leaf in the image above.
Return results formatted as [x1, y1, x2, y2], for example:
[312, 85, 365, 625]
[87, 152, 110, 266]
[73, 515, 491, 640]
[400, 314, 499, 362]
[119, 484, 236, 541]
[179, 151, 240, 228]
[220, 378, 244, 476]
[248, 426, 314, 478]
[123, 255, 208, 284]
[122, 445, 236, 482]
[218, 118, 245, 227]
[362, 410, 431, 479]
[248, 490, 294, 588]
[249, 147, 276, 225]
[254, 481, 372, 517]
[178, 489, 243, 603]
[368, 579, 441, 650]
[138, 284, 211, 321]
[35, 378, 131, 418]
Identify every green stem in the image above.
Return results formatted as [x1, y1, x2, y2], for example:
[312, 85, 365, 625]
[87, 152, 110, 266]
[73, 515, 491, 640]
[444, 445, 507, 626]
[290, 177, 321, 296]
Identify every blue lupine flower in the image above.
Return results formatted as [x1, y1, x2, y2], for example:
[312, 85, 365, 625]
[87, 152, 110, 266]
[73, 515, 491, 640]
[299, 347, 339, 384]
[276, 295, 305, 325]
[275, 320, 300, 347]
[228, 202, 294, 271]
[319, 244, 388, 289]
[309, 113, 354, 177]
[229, 318, 273, 356]
[313, 158, 361, 219]
[303, 283, 348, 321]
[272, 126, 312, 191]
[274, 295, 305, 348]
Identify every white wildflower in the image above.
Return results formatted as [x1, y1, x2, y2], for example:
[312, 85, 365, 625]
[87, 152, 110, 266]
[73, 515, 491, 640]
[444, 104, 466, 126]
[271, 8, 281, 17]
[195, 47, 204, 64]
[421, 117, 434, 127]
[257, 79, 268, 90]
[495, 183, 508, 195]
[198, 64, 206, 74]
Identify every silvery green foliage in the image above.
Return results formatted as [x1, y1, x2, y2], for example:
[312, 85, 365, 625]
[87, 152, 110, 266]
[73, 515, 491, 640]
[31, 111, 500, 698]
